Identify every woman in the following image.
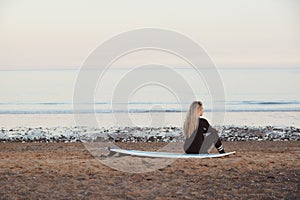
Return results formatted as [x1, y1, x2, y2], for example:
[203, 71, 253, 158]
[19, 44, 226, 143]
[183, 101, 225, 154]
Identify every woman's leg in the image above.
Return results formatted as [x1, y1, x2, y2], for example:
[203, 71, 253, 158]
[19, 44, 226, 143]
[199, 127, 225, 154]
[214, 138, 225, 153]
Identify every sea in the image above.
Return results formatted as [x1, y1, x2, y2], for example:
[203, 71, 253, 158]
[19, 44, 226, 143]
[0, 67, 299, 128]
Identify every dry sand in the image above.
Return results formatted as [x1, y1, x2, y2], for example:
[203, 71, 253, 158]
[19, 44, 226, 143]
[0, 141, 299, 199]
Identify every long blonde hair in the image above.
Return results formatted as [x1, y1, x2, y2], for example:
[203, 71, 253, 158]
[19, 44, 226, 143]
[183, 101, 202, 138]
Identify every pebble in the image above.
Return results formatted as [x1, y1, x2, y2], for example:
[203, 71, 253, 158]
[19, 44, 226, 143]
[0, 125, 299, 143]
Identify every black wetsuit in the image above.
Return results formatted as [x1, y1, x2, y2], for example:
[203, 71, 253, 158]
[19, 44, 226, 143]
[184, 118, 225, 154]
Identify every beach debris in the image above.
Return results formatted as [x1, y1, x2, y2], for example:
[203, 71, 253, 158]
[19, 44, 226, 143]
[0, 125, 299, 143]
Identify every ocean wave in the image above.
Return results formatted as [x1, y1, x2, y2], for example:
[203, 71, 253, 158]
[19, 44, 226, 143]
[1, 108, 300, 114]
[243, 101, 300, 105]
[1, 100, 300, 106]
[0, 100, 300, 114]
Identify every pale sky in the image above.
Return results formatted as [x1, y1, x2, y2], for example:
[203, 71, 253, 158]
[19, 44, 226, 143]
[0, 0, 299, 69]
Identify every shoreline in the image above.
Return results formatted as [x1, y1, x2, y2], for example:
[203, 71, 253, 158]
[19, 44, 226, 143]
[1, 125, 299, 143]
[1, 112, 300, 128]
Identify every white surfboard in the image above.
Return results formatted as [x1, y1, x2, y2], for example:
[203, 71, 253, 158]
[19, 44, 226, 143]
[109, 148, 236, 158]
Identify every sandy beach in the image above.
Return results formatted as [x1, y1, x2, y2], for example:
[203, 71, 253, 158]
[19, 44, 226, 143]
[0, 141, 299, 199]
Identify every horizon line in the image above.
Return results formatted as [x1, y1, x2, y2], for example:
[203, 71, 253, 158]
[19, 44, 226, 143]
[0, 65, 299, 71]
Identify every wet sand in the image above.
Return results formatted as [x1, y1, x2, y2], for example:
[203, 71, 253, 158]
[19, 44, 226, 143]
[0, 141, 299, 199]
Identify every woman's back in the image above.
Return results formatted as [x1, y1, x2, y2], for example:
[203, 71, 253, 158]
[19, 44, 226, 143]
[183, 101, 225, 154]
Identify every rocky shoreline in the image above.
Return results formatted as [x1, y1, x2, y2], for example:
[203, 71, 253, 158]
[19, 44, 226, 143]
[1, 125, 299, 143]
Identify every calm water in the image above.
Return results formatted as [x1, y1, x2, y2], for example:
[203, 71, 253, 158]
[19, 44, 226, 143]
[0, 67, 299, 127]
